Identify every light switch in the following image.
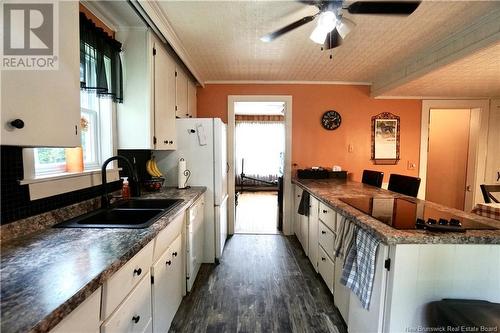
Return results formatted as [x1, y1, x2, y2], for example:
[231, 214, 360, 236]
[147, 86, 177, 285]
[348, 144, 353, 153]
[407, 161, 416, 170]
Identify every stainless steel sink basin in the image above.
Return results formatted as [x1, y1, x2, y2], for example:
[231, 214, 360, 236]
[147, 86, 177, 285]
[55, 199, 184, 229]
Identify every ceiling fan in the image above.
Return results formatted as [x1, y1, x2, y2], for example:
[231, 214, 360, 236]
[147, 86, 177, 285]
[260, 1, 421, 50]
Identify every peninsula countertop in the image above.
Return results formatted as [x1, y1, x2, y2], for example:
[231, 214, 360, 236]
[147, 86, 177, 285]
[292, 178, 500, 245]
[0, 186, 206, 333]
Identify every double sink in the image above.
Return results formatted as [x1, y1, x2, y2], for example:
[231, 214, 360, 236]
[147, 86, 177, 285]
[55, 199, 184, 229]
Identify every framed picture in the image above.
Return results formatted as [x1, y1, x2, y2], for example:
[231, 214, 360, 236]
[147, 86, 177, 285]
[371, 112, 400, 164]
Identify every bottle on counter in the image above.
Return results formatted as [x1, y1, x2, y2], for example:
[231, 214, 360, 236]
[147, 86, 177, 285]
[121, 177, 130, 199]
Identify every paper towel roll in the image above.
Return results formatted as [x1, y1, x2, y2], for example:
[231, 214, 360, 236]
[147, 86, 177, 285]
[178, 158, 189, 189]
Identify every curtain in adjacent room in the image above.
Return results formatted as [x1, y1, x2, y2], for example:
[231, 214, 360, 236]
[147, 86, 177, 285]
[79, 12, 123, 103]
[235, 121, 285, 185]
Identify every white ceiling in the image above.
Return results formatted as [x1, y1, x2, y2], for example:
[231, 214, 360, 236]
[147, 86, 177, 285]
[156, 0, 500, 95]
[382, 42, 500, 97]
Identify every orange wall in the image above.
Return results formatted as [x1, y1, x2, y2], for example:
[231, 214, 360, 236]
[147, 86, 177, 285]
[197, 84, 422, 182]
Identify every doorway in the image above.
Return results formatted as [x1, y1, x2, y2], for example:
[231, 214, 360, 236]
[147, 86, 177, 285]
[426, 109, 471, 210]
[227, 96, 293, 236]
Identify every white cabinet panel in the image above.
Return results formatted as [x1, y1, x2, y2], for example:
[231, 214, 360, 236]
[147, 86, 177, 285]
[300, 214, 309, 255]
[187, 80, 197, 118]
[101, 274, 152, 333]
[175, 69, 188, 118]
[153, 38, 177, 150]
[318, 246, 334, 293]
[102, 241, 154, 319]
[1, 1, 80, 147]
[334, 258, 350, 322]
[153, 211, 184, 262]
[319, 202, 336, 232]
[151, 235, 183, 333]
[50, 287, 101, 333]
[293, 185, 302, 238]
[318, 221, 335, 260]
[308, 196, 319, 271]
[187, 196, 205, 292]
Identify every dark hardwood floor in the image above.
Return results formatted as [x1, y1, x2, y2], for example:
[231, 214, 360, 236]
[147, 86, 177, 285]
[170, 234, 347, 333]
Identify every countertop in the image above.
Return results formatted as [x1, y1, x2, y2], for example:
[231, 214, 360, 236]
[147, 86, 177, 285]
[0, 187, 206, 333]
[293, 178, 500, 245]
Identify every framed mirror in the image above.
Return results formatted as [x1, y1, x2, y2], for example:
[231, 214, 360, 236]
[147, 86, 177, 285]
[371, 112, 400, 164]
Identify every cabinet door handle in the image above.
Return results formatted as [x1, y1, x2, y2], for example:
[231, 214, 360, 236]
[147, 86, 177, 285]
[172, 252, 178, 257]
[9, 119, 24, 129]
[166, 260, 172, 265]
[169, 140, 174, 144]
[132, 315, 140, 324]
[133, 268, 142, 276]
[322, 210, 328, 214]
[321, 257, 326, 261]
[321, 230, 326, 234]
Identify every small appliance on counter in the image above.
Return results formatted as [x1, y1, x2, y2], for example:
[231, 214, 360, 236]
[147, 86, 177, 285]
[297, 166, 347, 179]
[339, 196, 498, 232]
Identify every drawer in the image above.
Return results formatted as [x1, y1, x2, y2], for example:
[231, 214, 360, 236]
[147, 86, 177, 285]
[188, 196, 204, 223]
[101, 273, 152, 333]
[102, 241, 154, 319]
[318, 246, 335, 294]
[319, 202, 336, 231]
[154, 211, 184, 262]
[318, 221, 335, 259]
[50, 287, 101, 333]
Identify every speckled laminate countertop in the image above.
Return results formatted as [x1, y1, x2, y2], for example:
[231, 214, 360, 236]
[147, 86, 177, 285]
[0, 187, 206, 333]
[293, 178, 500, 245]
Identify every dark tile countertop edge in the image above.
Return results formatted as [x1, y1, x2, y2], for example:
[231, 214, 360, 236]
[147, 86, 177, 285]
[292, 178, 500, 245]
[0, 187, 206, 333]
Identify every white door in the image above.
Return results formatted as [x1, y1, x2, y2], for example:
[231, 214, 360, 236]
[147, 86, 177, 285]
[215, 195, 228, 260]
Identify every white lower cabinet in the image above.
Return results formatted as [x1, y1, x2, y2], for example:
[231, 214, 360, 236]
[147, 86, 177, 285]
[333, 258, 350, 322]
[101, 274, 153, 333]
[318, 246, 335, 294]
[151, 234, 183, 333]
[308, 196, 319, 271]
[50, 287, 101, 333]
[293, 185, 303, 238]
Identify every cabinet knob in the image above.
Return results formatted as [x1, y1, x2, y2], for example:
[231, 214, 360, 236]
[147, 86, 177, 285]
[169, 140, 174, 144]
[166, 260, 172, 265]
[133, 268, 142, 276]
[321, 257, 326, 261]
[323, 210, 328, 214]
[321, 231, 326, 234]
[132, 315, 140, 324]
[164, 140, 168, 144]
[9, 119, 24, 129]
[172, 252, 178, 257]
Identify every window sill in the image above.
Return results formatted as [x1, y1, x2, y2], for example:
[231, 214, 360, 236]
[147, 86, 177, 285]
[20, 168, 121, 201]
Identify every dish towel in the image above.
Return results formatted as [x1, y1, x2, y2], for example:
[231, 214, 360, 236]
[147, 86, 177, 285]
[298, 190, 310, 216]
[341, 228, 381, 310]
[334, 216, 357, 265]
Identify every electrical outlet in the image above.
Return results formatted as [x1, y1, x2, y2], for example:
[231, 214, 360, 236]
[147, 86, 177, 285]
[407, 161, 416, 170]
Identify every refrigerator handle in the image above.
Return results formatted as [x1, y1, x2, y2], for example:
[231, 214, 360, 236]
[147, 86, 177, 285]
[226, 162, 229, 174]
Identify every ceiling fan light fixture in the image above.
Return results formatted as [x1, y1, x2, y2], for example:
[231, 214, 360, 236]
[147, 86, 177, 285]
[336, 17, 356, 39]
[309, 10, 337, 44]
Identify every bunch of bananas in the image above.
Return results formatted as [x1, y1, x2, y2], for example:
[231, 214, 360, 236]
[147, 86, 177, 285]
[146, 157, 164, 178]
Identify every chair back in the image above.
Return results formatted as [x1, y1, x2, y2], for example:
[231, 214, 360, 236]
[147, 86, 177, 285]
[480, 184, 500, 203]
[388, 174, 421, 197]
[362, 170, 384, 188]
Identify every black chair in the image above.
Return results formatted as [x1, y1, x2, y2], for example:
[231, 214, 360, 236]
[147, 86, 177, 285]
[388, 174, 421, 197]
[362, 170, 384, 188]
[480, 184, 500, 203]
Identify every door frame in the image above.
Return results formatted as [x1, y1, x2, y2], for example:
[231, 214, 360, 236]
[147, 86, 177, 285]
[419, 100, 490, 210]
[227, 95, 293, 235]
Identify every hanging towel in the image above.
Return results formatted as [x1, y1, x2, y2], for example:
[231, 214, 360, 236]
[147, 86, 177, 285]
[341, 228, 381, 310]
[298, 190, 310, 216]
[334, 216, 357, 265]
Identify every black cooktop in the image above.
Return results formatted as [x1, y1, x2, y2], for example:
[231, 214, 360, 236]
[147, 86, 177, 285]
[339, 197, 497, 232]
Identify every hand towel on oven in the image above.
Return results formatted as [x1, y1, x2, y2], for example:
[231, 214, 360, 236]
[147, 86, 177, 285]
[341, 228, 381, 310]
[298, 190, 310, 216]
[334, 216, 357, 265]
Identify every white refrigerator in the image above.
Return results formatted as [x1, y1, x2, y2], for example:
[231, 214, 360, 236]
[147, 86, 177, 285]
[156, 118, 228, 263]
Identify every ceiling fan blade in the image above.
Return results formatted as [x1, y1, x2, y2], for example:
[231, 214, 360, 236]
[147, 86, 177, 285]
[324, 29, 343, 50]
[261, 15, 317, 42]
[347, 1, 421, 15]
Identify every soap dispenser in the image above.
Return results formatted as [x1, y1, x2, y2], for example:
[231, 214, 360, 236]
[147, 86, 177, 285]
[121, 177, 130, 199]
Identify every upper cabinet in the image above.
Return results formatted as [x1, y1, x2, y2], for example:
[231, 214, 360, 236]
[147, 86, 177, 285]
[116, 29, 176, 150]
[1, 2, 80, 147]
[187, 79, 197, 118]
[176, 68, 197, 119]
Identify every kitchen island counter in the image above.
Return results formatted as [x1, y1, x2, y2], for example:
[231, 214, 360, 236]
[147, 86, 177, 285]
[293, 178, 500, 245]
[0, 187, 206, 333]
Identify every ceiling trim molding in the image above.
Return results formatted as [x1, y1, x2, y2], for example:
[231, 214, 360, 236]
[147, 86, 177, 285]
[371, 8, 500, 98]
[204, 80, 372, 86]
[133, 0, 205, 86]
[80, 1, 119, 32]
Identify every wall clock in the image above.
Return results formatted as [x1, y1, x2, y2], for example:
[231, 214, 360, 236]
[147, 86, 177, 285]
[321, 110, 342, 130]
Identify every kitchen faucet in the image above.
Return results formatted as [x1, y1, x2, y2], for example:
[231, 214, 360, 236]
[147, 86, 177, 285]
[101, 155, 141, 208]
